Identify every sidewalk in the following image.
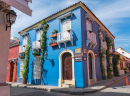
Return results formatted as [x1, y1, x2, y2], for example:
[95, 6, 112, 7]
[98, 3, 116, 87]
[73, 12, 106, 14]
[7, 74, 130, 95]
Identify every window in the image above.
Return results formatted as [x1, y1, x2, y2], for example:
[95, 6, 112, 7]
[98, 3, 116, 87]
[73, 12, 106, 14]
[19, 59, 24, 78]
[34, 56, 41, 79]
[37, 30, 43, 41]
[86, 21, 92, 31]
[62, 19, 71, 32]
[23, 36, 27, 45]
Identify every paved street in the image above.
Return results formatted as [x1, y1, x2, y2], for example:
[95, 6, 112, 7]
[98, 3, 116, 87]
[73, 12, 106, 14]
[11, 76, 130, 96]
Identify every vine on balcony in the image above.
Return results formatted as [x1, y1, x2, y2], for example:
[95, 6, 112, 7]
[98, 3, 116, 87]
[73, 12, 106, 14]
[22, 36, 31, 78]
[40, 20, 49, 65]
[106, 36, 113, 79]
[113, 54, 120, 76]
[98, 31, 105, 80]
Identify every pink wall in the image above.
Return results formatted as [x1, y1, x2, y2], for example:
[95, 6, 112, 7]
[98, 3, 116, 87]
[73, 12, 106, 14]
[8, 45, 19, 59]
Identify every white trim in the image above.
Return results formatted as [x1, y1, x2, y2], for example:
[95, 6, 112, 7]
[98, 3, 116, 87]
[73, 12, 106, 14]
[87, 50, 97, 86]
[58, 12, 73, 20]
[58, 49, 75, 87]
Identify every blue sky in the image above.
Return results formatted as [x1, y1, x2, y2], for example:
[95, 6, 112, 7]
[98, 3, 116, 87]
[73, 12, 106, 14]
[11, 0, 130, 52]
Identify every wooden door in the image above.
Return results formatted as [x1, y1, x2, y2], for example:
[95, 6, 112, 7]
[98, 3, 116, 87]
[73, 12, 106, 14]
[63, 53, 72, 80]
[89, 53, 92, 79]
[10, 62, 14, 82]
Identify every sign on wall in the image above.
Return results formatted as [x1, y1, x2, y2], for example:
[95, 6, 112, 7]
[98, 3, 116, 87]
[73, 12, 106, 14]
[75, 48, 81, 54]
[34, 56, 41, 79]
[74, 54, 82, 61]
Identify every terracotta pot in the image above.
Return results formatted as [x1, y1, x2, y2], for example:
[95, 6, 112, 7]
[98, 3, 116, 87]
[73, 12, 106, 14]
[50, 33, 57, 38]
[49, 42, 58, 47]
[67, 29, 71, 32]
[23, 45, 25, 47]
[38, 40, 41, 42]
[22, 77, 26, 84]
[89, 30, 92, 33]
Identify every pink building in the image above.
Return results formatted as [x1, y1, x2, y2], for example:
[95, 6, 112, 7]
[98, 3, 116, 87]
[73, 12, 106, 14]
[0, 0, 32, 96]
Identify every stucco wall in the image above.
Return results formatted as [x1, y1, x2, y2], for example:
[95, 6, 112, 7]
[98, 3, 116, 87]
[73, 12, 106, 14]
[0, 12, 11, 83]
[17, 7, 84, 88]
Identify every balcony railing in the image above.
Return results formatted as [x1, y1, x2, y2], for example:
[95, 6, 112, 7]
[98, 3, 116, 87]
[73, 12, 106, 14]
[32, 41, 41, 50]
[101, 40, 107, 51]
[19, 45, 27, 53]
[57, 30, 73, 48]
[86, 30, 97, 48]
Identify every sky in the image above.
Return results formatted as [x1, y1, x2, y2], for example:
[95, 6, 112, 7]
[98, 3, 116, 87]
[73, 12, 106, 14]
[11, 0, 130, 52]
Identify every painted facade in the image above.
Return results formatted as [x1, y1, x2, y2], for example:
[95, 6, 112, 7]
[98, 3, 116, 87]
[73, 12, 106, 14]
[6, 39, 19, 82]
[17, 2, 115, 88]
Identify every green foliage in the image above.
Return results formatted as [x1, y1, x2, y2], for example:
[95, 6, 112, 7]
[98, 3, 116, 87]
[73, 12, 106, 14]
[113, 54, 120, 76]
[52, 29, 58, 35]
[106, 36, 113, 79]
[32, 50, 40, 57]
[22, 36, 31, 78]
[98, 31, 106, 80]
[124, 68, 127, 74]
[19, 53, 25, 59]
[40, 20, 49, 65]
[49, 39, 55, 44]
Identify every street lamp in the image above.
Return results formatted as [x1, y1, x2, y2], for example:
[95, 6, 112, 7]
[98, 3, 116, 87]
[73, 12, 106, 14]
[6, 10, 17, 31]
[44, 52, 51, 62]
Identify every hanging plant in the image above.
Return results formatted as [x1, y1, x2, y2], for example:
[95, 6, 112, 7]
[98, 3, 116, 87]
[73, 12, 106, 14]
[22, 36, 31, 79]
[40, 20, 49, 65]
[19, 53, 25, 59]
[113, 54, 120, 76]
[106, 36, 113, 79]
[32, 50, 40, 57]
[98, 30, 106, 80]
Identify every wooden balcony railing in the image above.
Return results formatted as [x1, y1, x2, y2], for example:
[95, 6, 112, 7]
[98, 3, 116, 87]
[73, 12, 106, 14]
[86, 30, 97, 48]
[57, 30, 73, 48]
[32, 41, 41, 50]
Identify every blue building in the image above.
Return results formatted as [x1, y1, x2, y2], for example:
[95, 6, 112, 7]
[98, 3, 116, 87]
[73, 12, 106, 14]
[17, 1, 115, 88]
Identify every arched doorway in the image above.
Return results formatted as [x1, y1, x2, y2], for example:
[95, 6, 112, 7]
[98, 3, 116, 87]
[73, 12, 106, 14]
[59, 49, 75, 87]
[62, 52, 72, 80]
[87, 50, 97, 86]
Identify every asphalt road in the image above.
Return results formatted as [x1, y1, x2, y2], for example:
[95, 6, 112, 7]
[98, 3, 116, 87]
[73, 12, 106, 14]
[11, 76, 130, 96]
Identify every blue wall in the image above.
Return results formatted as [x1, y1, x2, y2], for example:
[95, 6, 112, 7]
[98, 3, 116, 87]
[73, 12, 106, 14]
[17, 7, 84, 88]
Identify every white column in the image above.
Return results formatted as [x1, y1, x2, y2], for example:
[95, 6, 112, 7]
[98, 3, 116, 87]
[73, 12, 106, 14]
[72, 57, 75, 80]
[59, 59, 62, 79]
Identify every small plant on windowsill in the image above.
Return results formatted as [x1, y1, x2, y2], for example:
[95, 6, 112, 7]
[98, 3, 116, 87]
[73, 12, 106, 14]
[19, 53, 25, 59]
[32, 50, 40, 57]
[50, 29, 58, 38]
[49, 39, 58, 47]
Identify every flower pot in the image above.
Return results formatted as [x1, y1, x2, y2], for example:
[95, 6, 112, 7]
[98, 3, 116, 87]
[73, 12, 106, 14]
[89, 30, 92, 33]
[49, 42, 58, 47]
[67, 29, 71, 33]
[22, 77, 26, 84]
[50, 33, 57, 38]
[38, 40, 41, 42]
[23, 45, 25, 47]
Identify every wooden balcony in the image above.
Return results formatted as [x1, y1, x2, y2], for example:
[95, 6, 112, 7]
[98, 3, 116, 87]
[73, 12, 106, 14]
[101, 40, 107, 52]
[19, 45, 26, 53]
[57, 30, 73, 48]
[32, 41, 41, 50]
[86, 30, 97, 49]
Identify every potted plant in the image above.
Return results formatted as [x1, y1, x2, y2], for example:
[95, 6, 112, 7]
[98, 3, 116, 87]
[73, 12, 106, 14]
[67, 29, 71, 33]
[19, 53, 25, 59]
[49, 39, 58, 47]
[50, 29, 58, 38]
[32, 50, 40, 57]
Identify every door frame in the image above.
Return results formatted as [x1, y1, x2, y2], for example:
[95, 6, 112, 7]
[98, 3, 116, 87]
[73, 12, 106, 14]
[58, 49, 75, 87]
[87, 50, 97, 86]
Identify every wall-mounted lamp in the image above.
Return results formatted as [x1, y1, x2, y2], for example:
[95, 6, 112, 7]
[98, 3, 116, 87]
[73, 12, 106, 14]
[6, 10, 17, 31]
[44, 52, 51, 62]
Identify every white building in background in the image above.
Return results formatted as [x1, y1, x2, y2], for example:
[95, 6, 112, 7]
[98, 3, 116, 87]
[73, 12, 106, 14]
[116, 47, 130, 59]
[0, 0, 32, 96]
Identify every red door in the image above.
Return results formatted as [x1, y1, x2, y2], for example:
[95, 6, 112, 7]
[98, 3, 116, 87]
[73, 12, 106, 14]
[63, 53, 72, 80]
[10, 62, 14, 82]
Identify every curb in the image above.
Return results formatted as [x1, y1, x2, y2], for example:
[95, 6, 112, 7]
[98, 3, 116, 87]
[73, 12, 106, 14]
[9, 75, 129, 95]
